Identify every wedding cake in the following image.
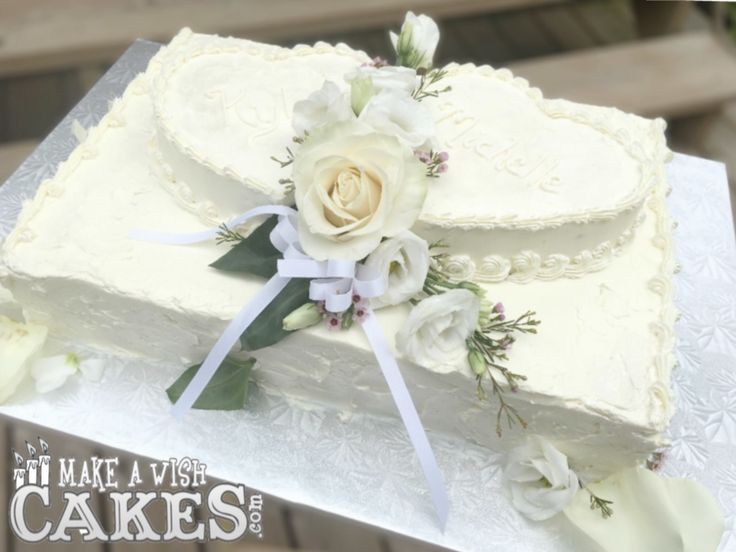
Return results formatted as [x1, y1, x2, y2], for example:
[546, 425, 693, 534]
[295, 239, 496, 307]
[0, 13, 680, 523]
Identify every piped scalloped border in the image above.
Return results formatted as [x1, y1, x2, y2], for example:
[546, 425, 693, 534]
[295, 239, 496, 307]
[2, 73, 151, 253]
[645, 163, 678, 431]
[151, 30, 672, 232]
[439, 214, 644, 284]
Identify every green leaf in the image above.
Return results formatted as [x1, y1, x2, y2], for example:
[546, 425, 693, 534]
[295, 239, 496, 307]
[210, 216, 280, 278]
[241, 278, 311, 351]
[166, 355, 255, 410]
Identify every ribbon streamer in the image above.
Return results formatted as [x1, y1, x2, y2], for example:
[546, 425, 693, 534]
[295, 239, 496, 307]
[362, 311, 449, 529]
[131, 206, 449, 529]
[170, 274, 290, 418]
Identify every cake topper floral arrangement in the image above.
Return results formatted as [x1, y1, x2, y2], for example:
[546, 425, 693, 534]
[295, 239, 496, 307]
[133, 11, 541, 527]
[129, 11, 724, 545]
[194, 12, 540, 435]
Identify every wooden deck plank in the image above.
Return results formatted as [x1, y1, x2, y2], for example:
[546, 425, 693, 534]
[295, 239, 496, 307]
[632, 0, 694, 37]
[508, 32, 736, 118]
[723, 101, 736, 126]
[0, 0, 564, 78]
[3, 72, 75, 140]
[286, 506, 387, 552]
[1, 416, 9, 552]
[492, 8, 562, 60]
[212, 546, 305, 552]
[0, 140, 37, 183]
[572, 0, 636, 44]
[385, 533, 453, 551]
[531, 3, 599, 50]
[444, 16, 515, 65]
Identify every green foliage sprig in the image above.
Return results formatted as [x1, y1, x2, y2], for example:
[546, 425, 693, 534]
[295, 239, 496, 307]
[412, 68, 452, 102]
[583, 483, 614, 519]
[215, 223, 246, 246]
[424, 245, 541, 436]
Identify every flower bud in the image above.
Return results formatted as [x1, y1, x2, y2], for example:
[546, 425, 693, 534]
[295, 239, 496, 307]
[350, 77, 376, 115]
[478, 298, 494, 326]
[468, 349, 487, 376]
[390, 12, 440, 70]
[283, 303, 322, 331]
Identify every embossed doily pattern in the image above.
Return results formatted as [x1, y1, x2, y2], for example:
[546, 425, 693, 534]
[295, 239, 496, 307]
[0, 43, 734, 552]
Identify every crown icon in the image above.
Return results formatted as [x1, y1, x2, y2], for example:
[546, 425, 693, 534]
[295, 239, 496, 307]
[12, 437, 51, 490]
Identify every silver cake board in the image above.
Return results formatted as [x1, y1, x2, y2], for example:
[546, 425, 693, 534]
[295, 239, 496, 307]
[1, 40, 735, 551]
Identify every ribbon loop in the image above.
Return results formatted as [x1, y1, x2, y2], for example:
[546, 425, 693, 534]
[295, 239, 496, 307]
[131, 205, 449, 530]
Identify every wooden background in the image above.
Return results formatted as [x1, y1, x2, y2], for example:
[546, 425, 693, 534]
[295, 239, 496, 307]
[1, 1, 735, 550]
[1, 1, 735, 219]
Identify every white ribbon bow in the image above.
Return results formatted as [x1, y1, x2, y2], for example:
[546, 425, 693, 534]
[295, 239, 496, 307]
[271, 214, 385, 313]
[131, 206, 449, 530]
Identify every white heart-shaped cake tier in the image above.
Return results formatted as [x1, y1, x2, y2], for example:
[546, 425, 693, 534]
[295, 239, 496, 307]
[415, 64, 670, 283]
[151, 29, 369, 223]
[151, 30, 670, 282]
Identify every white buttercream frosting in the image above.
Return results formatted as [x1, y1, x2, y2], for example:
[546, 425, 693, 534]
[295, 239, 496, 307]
[151, 29, 370, 224]
[0, 32, 676, 478]
[148, 30, 671, 282]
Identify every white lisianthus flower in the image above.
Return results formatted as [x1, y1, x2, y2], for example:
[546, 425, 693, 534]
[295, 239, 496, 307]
[397, 289, 479, 372]
[0, 284, 22, 320]
[359, 90, 435, 149]
[564, 467, 724, 552]
[31, 353, 80, 394]
[349, 76, 376, 115]
[390, 12, 440, 69]
[505, 436, 580, 521]
[345, 65, 418, 96]
[0, 315, 48, 403]
[292, 121, 427, 261]
[363, 231, 430, 309]
[31, 353, 106, 393]
[292, 81, 354, 136]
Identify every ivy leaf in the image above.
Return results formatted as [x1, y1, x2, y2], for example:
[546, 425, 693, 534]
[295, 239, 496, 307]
[166, 356, 255, 410]
[241, 278, 311, 351]
[209, 215, 312, 351]
[210, 216, 280, 278]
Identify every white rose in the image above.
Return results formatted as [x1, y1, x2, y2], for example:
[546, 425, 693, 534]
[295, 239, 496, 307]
[359, 90, 435, 149]
[390, 12, 440, 69]
[397, 289, 479, 372]
[564, 467, 724, 552]
[345, 65, 418, 96]
[505, 436, 580, 521]
[0, 315, 47, 403]
[292, 121, 427, 261]
[292, 81, 354, 136]
[363, 231, 429, 309]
